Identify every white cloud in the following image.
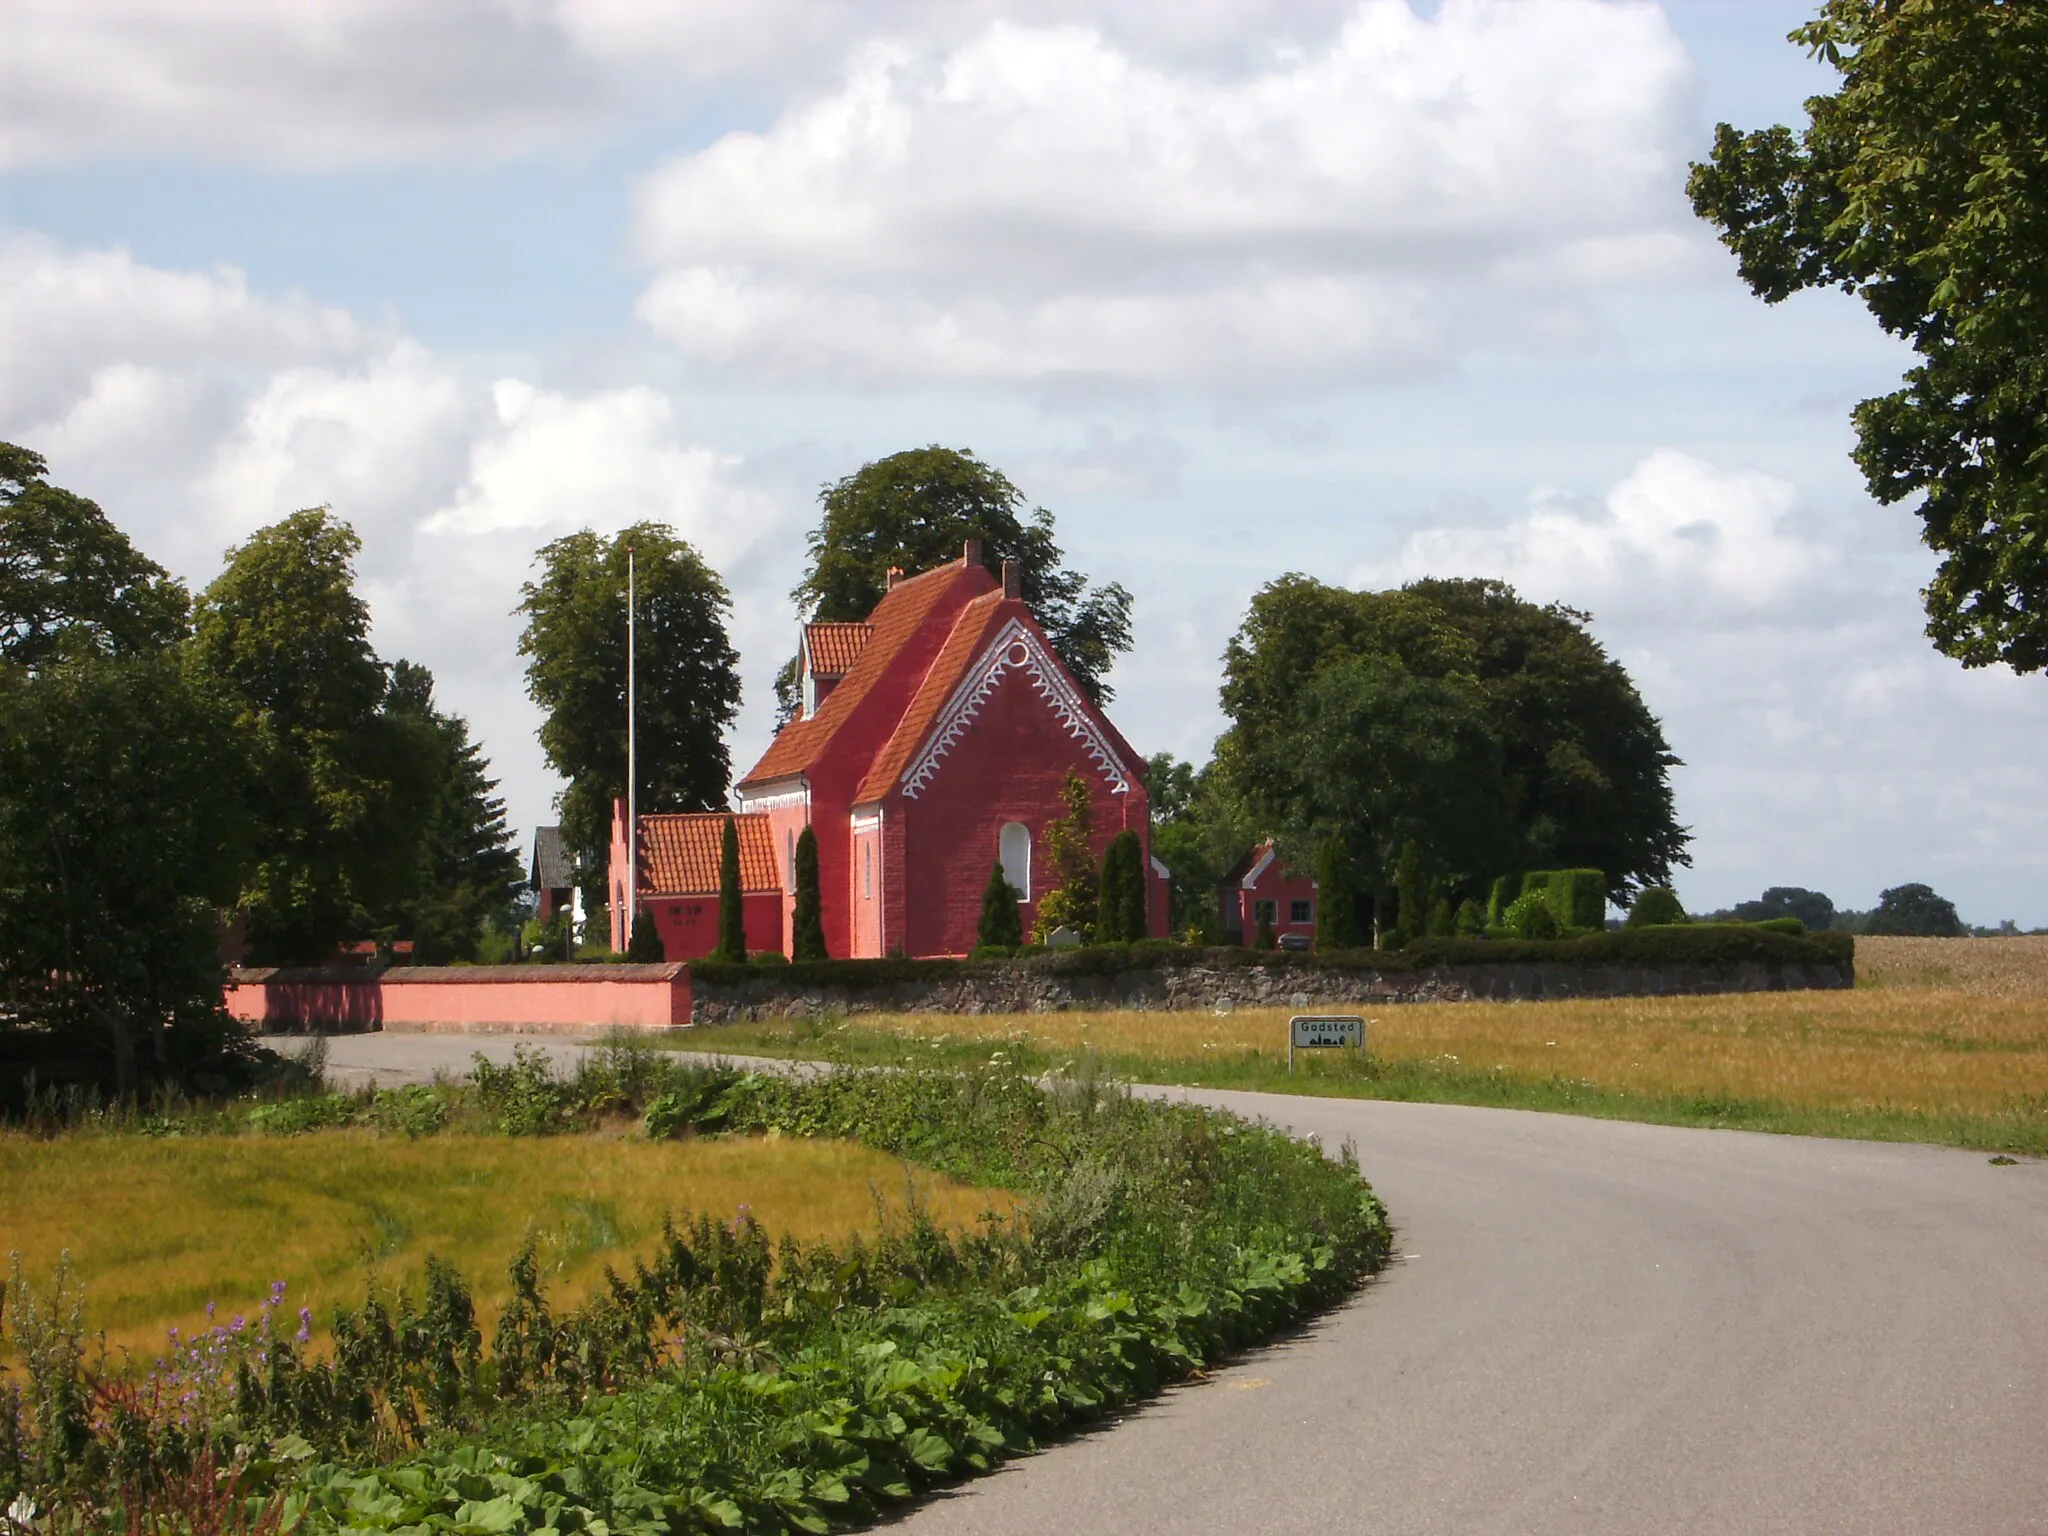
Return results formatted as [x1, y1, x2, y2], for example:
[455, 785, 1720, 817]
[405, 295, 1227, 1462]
[633, 1, 1701, 386]
[1361, 448, 1822, 617]
[0, 0, 1366, 171]
[1, 238, 796, 851]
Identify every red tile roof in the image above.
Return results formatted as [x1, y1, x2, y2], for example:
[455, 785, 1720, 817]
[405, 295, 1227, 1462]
[855, 590, 1009, 803]
[804, 622, 872, 677]
[739, 557, 989, 787]
[639, 812, 779, 895]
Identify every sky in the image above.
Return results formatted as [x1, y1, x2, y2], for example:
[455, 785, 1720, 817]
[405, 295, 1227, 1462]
[3, 0, 2043, 926]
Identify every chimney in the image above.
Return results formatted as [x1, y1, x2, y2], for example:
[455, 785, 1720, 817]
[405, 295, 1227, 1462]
[962, 537, 983, 570]
[1001, 557, 1021, 601]
[885, 565, 905, 591]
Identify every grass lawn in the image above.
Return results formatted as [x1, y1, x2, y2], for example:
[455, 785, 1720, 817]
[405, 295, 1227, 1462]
[0, 1132, 1009, 1361]
[686, 937, 2048, 1155]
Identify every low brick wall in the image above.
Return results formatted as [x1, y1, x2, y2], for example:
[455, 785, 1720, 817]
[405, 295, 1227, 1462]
[225, 964, 692, 1034]
[687, 955, 1852, 1023]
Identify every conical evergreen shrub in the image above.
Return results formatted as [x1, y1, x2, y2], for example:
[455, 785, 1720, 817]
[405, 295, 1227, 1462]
[714, 815, 746, 962]
[977, 860, 1024, 950]
[792, 825, 827, 960]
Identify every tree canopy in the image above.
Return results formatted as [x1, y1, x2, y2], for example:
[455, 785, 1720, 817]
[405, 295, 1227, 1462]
[518, 524, 741, 883]
[1863, 881, 1965, 937]
[787, 447, 1133, 708]
[2, 442, 190, 670]
[1687, 0, 2048, 671]
[1215, 576, 1686, 915]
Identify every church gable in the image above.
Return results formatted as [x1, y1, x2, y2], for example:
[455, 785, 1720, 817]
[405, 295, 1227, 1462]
[860, 608, 1135, 804]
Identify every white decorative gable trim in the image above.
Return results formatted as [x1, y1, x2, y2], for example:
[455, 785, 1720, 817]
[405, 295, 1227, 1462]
[900, 617, 1131, 801]
[735, 776, 809, 814]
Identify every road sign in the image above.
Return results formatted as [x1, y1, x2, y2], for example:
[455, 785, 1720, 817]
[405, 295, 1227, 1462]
[1289, 1014, 1365, 1073]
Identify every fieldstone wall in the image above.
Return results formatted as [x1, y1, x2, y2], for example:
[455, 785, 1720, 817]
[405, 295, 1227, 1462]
[687, 955, 1852, 1023]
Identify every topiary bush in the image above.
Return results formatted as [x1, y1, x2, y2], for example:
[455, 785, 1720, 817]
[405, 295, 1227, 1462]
[1627, 887, 1687, 927]
[1503, 890, 1560, 941]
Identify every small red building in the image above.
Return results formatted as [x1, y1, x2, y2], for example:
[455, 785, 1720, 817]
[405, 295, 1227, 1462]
[611, 541, 1169, 959]
[1220, 840, 1318, 947]
[608, 801, 783, 959]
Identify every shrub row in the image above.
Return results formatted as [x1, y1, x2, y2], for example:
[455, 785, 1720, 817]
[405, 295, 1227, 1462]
[0, 1048, 1390, 1534]
[689, 925, 1853, 991]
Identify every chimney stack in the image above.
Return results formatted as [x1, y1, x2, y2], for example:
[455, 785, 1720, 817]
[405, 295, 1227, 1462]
[1001, 557, 1021, 601]
[885, 565, 905, 591]
[962, 537, 983, 570]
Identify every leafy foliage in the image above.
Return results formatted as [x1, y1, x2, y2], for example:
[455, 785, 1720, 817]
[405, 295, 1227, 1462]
[1219, 577, 1685, 916]
[1145, 753, 1256, 942]
[0, 650, 254, 1094]
[0, 443, 190, 672]
[1627, 887, 1688, 927]
[1686, 1, 2048, 670]
[784, 447, 1133, 711]
[1029, 771, 1098, 944]
[1, 1050, 1391, 1534]
[519, 525, 741, 890]
[1863, 882, 1965, 937]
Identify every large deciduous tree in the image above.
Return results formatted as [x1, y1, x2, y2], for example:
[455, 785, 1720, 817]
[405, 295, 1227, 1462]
[190, 508, 427, 964]
[1687, 0, 2048, 671]
[518, 524, 741, 895]
[1216, 576, 1686, 921]
[0, 647, 253, 1093]
[785, 447, 1133, 711]
[2, 443, 189, 669]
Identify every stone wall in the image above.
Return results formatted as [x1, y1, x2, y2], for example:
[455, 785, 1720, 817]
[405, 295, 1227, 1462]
[687, 954, 1852, 1023]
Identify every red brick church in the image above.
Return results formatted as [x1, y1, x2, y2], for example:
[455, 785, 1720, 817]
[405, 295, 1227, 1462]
[611, 541, 1169, 959]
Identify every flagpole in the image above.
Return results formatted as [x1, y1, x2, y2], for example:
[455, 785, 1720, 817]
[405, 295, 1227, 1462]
[626, 544, 637, 952]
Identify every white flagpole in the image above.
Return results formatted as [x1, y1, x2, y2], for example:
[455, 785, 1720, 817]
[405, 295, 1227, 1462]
[626, 544, 637, 952]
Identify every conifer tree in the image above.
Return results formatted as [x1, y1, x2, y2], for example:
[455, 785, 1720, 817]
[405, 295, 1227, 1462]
[714, 815, 745, 962]
[977, 861, 1024, 950]
[1391, 839, 1425, 950]
[627, 908, 664, 962]
[792, 825, 827, 961]
[1095, 829, 1146, 943]
[1315, 836, 1365, 949]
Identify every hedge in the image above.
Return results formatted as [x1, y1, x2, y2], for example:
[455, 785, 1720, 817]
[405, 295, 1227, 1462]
[689, 927, 1853, 990]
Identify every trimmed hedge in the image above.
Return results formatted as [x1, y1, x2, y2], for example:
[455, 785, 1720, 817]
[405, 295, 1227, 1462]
[690, 926, 1853, 991]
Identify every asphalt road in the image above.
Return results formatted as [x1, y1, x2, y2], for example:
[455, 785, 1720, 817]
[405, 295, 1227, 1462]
[294, 1034, 2048, 1534]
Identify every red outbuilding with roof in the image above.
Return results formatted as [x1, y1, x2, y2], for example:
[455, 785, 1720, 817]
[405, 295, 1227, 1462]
[609, 541, 1169, 960]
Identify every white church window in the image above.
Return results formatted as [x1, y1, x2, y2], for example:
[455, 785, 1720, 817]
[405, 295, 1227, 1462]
[999, 822, 1031, 899]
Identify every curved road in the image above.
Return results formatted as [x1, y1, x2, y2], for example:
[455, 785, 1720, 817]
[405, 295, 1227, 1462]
[310, 1036, 2048, 1534]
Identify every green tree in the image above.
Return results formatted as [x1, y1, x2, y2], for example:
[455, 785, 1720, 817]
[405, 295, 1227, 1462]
[1392, 839, 1426, 951]
[1146, 751, 1257, 941]
[1225, 636, 1512, 939]
[0, 651, 253, 1092]
[626, 909, 665, 962]
[1686, 1, 2048, 671]
[713, 815, 746, 962]
[189, 507, 428, 964]
[1863, 881, 1965, 937]
[1095, 829, 1147, 944]
[1314, 835, 1368, 950]
[785, 447, 1133, 710]
[792, 825, 828, 961]
[519, 525, 741, 897]
[976, 861, 1025, 951]
[1733, 885, 1836, 930]
[1220, 576, 1686, 906]
[1, 443, 190, 670]
[1031, 770, 1099, 943]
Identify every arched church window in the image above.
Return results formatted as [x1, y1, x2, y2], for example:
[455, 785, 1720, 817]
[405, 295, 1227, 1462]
[999, 822, 1031, 899]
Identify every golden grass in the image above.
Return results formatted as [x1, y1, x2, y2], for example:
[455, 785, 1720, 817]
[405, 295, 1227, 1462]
[1856, 935, 2048, 997]
[0, 1134, 1009, 1361]
[837, 944, 2048, 1120]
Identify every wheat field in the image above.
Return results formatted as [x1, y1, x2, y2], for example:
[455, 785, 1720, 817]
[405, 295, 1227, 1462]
[0, 1134, 1008, 1361]
[823, 937, 2048, 1119]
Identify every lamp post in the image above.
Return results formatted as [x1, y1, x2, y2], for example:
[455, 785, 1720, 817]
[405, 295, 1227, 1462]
[626, 543, 637, 953]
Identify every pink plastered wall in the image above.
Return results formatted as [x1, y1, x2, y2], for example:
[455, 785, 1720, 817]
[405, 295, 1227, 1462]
[225, 965, 692, 1033]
